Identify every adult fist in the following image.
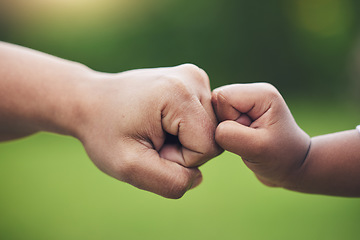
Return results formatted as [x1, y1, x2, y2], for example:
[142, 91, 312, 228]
[77, 64, 222, 198]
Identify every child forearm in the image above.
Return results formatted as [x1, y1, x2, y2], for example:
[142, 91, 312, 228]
[286, 130, 360, 197]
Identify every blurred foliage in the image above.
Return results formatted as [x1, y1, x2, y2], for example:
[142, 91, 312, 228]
[1, 0, 360, 99]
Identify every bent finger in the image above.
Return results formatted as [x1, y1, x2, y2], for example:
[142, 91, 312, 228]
[116, 145, 202, 199]
[212, 83, 283, 121]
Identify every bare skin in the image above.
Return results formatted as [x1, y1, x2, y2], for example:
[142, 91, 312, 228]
[0, 42, 222, 199]
[212, 83, 360, 197]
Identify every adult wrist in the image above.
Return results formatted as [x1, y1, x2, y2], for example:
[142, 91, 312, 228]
[62, 69, 121, 142]
[39, 64, 100, 139]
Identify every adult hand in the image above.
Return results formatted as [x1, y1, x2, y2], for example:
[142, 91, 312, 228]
[78, 64, 222, 198]
[0, 42, 221, 198]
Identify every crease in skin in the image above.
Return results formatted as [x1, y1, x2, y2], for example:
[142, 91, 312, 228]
[124, 129, 155, 150]
[160, 96, 203, 164]
[244, 103, 256, 118]
[238, 114, 252, 127]
[216, 90, 241, 119]
[214, 86, 274, 123]
[214, 90, 253, 126]
[133, 136, 154, 150]
[243, 157, 261, 164]
[297, 138, 312, 170]
[159, 100, 214, 167]
[177, 120, 205, 167]
[178, 119, 204, 155]
[249, 104, 272, 129]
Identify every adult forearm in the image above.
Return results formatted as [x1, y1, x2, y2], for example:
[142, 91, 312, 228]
[0, 42, 95, 140]
[286, 130, 360, 197]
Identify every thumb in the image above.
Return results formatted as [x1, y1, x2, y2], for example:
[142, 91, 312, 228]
[212, 89, 240, 122]
[212, 90, 252, 126]
[215, 120, 265, 160]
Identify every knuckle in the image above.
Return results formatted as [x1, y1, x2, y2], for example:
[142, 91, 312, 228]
[165, 187, 187, 199]
[162, 76, 187, 91]
[167, 79, 194, 102]
[158, 76, 192, 100]
[257, 82, 275, 89]
[257, 83, 280, 99]
[180, 63, 210, 87]
[179, 63, 200, 72]
[163, 170, 192, 199]
[197, 68, 211, 86]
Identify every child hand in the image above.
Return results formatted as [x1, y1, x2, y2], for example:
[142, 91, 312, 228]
[212, 83, 311, 188]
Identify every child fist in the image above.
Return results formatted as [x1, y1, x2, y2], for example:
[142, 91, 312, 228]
[212, 83, 310, 188]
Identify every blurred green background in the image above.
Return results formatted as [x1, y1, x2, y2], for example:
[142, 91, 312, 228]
[1, 0, 360, 239]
